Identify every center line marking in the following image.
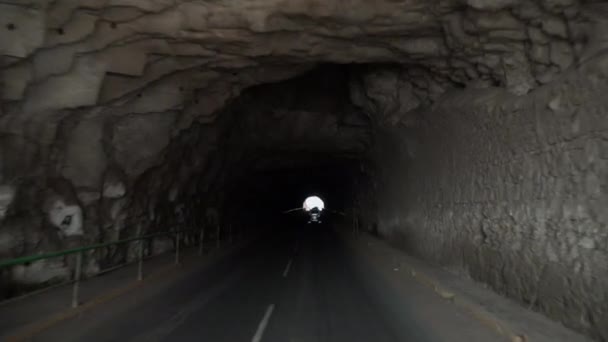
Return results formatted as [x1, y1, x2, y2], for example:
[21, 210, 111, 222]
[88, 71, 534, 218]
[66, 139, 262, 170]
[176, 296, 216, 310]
[282, 259, 293, 277]
[252, 304, 275, 342]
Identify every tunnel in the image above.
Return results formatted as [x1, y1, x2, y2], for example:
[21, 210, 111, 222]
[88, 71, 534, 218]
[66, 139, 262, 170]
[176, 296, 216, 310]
[0, 1, 607, 341]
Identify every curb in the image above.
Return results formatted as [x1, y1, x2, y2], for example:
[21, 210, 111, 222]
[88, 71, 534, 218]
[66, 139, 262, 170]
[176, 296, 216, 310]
[404, 264, 525, 342]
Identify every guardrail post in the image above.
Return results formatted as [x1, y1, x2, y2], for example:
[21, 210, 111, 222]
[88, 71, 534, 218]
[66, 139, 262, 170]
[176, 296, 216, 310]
[137, 238, 144, 281]
[352, 209, 359, 236]
[229, 224, 233, 244]
[216, 224, 221, 249]
[175, 232, 181, 265]
[198, 226, 205, 256]
[72, 251, 83, 308]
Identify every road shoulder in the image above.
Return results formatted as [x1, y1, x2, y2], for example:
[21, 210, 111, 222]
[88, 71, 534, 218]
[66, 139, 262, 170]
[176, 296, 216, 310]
[342, 230, 590, 342]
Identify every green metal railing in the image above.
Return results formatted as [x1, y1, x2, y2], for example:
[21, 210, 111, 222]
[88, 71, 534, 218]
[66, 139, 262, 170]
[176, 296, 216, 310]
[1, 231, 176, 269]
[0, 221, 228, 308]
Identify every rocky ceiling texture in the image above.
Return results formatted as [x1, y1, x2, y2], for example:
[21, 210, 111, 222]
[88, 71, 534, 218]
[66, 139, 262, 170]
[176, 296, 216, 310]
[1, 0, 608, 339]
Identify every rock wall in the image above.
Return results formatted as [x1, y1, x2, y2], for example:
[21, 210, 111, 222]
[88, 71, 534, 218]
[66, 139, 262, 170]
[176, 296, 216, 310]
[361, 54, 608, 339]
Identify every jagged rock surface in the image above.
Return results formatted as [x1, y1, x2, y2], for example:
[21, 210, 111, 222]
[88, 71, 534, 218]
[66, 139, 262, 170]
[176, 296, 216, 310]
[352, 56, 608, 340]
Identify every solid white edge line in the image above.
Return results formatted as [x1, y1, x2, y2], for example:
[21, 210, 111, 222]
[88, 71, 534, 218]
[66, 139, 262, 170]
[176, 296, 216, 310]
[252, 304, 275, 342]
[282, 259, 293, 278]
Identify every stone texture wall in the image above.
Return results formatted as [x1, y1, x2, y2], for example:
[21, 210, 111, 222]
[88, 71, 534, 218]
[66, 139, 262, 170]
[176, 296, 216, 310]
[368, 55, 608, 340]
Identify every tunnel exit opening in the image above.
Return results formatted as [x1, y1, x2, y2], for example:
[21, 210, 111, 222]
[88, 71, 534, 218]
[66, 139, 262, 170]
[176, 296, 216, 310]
[303, 196, 324, 212]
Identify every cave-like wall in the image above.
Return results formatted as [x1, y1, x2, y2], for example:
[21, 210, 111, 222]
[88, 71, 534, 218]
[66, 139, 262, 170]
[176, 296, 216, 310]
[357, 57, 608, 339]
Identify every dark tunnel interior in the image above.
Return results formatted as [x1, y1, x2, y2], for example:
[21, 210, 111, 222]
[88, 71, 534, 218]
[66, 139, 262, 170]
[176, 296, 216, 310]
[224, 161, 361, 230]
[182, 65, 375, 235]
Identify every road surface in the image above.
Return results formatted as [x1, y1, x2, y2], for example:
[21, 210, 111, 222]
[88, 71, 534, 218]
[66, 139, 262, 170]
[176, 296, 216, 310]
[32, 225, 500, 342]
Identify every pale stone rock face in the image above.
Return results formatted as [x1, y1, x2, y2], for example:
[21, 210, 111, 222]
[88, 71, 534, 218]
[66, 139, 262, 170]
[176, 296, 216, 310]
[0, 185, 15, 220]
[0, 5, 45, 58]
[110, 199, 126, 222]
[59, 117, 107, 189]
[111, 113, 175, 178]
[47, 199, 84, 237]
[102, 183, 126, 199]
[102, 166, 128, 199]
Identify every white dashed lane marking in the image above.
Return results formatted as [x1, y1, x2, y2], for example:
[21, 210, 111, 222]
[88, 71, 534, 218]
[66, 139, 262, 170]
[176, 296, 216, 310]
[252, 304, 275, 342]
[282, 259, 293, 278]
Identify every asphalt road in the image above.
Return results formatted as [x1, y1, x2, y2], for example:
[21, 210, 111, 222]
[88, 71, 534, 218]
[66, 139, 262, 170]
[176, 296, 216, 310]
[32, 225, 499, 342]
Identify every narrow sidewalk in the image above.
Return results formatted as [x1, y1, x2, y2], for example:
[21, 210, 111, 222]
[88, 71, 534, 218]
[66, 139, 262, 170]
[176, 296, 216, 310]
[0, 240, 238, 340]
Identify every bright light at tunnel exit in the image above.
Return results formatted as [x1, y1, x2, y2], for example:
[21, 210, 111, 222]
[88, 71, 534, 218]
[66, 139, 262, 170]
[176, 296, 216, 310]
[303, 196, 325, 212]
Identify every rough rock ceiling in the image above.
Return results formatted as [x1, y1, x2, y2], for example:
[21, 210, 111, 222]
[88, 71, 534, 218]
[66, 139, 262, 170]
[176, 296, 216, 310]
[0, 0, 603, 200]
[1, 0, 598, 121]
